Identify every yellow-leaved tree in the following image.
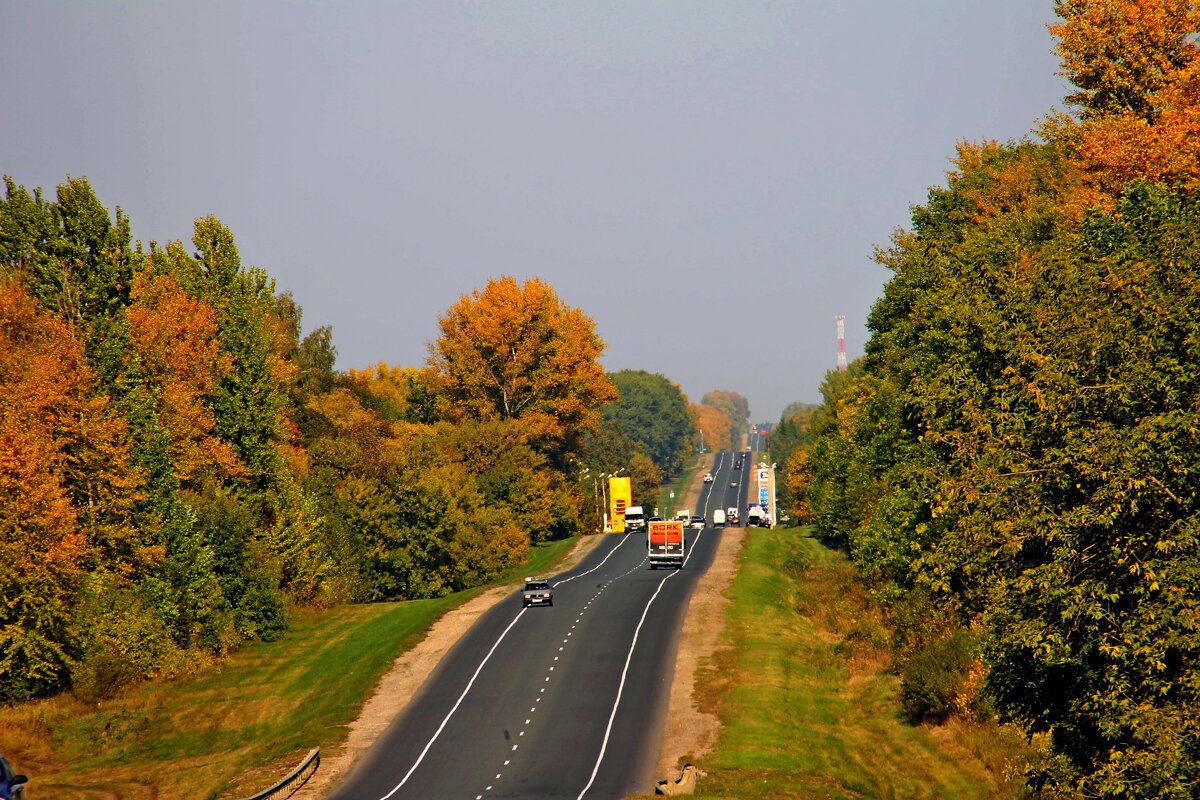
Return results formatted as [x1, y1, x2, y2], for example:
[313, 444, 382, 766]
[428, 276, 617, 461]
[1052, 0, 1200, 197]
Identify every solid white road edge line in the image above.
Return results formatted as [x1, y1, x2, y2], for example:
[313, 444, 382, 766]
[375, 607, 529, 800]
[554, 530, 632, 587]
[575, 527, 707, 800]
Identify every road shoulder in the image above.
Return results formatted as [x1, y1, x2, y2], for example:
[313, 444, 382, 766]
[653, 526, 744, 782]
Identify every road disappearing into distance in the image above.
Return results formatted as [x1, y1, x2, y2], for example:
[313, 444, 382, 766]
[329, 447, 757, 800]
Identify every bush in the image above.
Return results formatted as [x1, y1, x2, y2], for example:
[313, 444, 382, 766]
[70, 574, 188, 701]
[900, 628, 976, 723]
[72, 646, 139, 703]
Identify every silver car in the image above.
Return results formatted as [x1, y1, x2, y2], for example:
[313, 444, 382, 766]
[522, 578, 554, 607]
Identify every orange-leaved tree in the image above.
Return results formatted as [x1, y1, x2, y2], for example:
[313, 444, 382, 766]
[0, 280, 141, 701]
[691, 403, 733, 452]
[428, 276, 616, 461]
[1051, 0, 1200, 197]
[126, 264, 243, 486]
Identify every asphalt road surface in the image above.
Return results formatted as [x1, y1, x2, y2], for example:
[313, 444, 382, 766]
[329, 449, 754, 800]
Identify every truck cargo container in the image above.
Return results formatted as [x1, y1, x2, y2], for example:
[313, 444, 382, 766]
[648, 519, 686, 569]
[609, 476, 632, 533]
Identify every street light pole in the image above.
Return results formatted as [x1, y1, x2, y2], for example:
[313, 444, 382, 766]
[600, 473, 610, 532]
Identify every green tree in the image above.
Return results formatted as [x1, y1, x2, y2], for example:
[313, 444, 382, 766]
[602, 370, 694, 476]
[580, 420, 663, 520]
[179, 217, 294, 487]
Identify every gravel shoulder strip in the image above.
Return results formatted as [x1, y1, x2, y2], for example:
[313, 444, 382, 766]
[653, 525, 744, 783]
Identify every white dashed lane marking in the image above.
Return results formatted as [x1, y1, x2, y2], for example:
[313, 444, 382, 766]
[474, 545, 652, 798]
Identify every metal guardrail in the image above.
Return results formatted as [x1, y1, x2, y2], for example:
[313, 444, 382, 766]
[239, 747, 319, 800]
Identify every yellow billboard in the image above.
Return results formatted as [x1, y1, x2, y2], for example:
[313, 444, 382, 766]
[609, 476, 631, 533]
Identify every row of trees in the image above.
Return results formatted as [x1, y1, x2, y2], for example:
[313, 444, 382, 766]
[795, 3, 1200, 796]
[0, 183, 620, 703]
[0, 175, 749, 705]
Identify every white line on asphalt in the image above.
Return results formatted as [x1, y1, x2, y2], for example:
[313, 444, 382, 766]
[575, 528, 707, 800]
[554, 532, 632, 587]
[374, 607, 529, 800]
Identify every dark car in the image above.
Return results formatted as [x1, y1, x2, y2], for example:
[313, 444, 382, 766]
[522, 578, 553, 607]
[0, 755, 27, 800]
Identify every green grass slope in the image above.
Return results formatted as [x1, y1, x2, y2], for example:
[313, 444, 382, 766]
[1, 536, 580, 800]
[689, 528, 1029, 800]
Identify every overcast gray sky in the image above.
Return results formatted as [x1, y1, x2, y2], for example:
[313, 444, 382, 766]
[2, 2, 1068, 421]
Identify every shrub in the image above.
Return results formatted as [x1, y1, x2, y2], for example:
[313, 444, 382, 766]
[900, 628, 976, 723]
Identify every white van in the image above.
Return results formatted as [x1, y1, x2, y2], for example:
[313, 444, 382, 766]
[624, 505, 647, 533]
[712, 508, 726, 527]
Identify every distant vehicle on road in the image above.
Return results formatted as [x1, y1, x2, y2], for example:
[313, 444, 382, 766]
[746, 506, 770, 528]
[689, 515, 705, 529]
[703, 472, 714, 482]
[624, 505, 647, 533]
[0, 755, 27, 800]
[733, 461, 741, 470]
[648, 519, 686, 569]
[522, 579, 553, 607]
[726, 507, 740, 525]
[712, 508, 726, 527]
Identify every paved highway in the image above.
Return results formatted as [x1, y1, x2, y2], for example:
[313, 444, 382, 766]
[330, 448, 755, 800]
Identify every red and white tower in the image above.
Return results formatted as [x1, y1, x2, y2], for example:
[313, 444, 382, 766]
[836, 315, 847, 372]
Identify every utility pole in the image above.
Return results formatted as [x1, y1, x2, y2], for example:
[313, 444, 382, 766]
[600, 473, 609, 532]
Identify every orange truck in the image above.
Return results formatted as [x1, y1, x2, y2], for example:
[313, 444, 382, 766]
[647, 519, 686, 570]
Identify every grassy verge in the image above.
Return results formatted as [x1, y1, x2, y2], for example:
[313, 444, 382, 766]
[690, 528, 1030, 800]
[2, 536, 580, 800]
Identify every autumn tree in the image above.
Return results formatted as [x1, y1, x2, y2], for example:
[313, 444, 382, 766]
[428, 276, 616, 462]
[0, 281, 144, 701]
[150, 220, 296, 487]
[1053, 0, 1200, 121]
[691, 403, 732, 453]
[701, 390, 750, 446]
[1051, 0, 1200, 198]
[125, 265, 242, 486]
